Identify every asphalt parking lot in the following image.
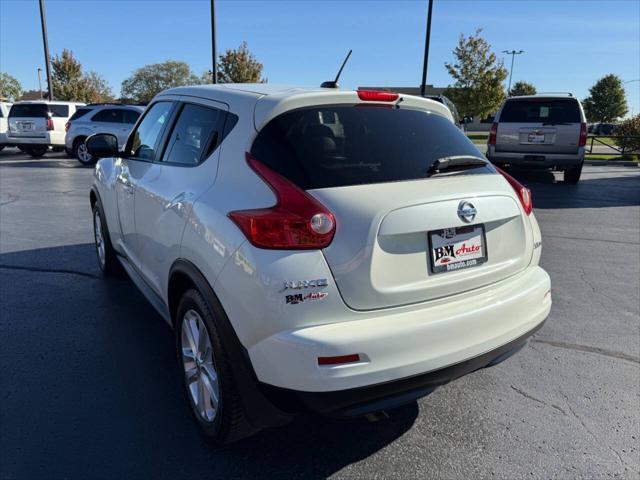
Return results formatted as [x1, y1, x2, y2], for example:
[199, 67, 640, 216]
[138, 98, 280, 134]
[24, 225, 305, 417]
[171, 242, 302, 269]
[1, 149, 638, 479]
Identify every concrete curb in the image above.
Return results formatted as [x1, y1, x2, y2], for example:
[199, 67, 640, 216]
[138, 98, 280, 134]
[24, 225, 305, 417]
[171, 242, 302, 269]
[584, 160, 639, 167]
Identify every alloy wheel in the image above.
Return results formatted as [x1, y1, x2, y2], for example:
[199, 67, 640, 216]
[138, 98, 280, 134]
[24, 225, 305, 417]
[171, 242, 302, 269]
[77, 143, 92, 163]
[181, 309, 220, 423]
[93, 209, 106, 269]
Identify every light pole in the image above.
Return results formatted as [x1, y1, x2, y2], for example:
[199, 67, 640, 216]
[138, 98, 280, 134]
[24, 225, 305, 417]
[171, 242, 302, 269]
[420, 0, 434, 97]
[210, 0, 217, 84]
[502, 49, 524, 94]
[37, 68, 44, 99]
[38, 0, 53, 100]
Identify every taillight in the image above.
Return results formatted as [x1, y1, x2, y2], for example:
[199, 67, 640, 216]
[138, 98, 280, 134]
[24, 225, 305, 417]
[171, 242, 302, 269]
[496, 167, 532, 215]
[488, 123, 498, 145]
[228, 153, 336, 249]
[357, 90, 399, 102]
[579, 122, 587, 147]
[46, 117, 54, 131]
[65, 122, 70, 132]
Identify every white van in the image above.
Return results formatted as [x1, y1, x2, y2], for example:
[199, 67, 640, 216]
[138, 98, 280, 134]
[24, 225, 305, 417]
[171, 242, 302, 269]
[8, 101, 85, 157]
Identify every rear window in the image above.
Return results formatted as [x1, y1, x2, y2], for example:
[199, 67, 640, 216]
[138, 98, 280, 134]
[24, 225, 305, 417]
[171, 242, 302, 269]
[251, 106, 490, 190]
[49, 104, 70, 117]
[499, 99, 581, 124]
[68, 108, 93, 122]
[9, 104, 48, 118]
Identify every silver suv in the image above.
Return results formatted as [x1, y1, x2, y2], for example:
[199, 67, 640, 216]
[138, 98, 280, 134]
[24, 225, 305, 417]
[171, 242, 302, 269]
[486, 94, 587, 183]
[65, 104, 143, 165]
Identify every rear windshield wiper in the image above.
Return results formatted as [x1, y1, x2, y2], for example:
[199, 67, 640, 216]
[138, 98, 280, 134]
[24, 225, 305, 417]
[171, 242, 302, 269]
[427, 155, 488, 177]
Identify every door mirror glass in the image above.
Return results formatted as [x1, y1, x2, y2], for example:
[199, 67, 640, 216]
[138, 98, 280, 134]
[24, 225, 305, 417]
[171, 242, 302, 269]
[86, 133, 118, 158]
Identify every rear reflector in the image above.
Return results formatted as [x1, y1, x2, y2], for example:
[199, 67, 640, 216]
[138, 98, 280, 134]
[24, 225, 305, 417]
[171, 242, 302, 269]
[496, 167, 533, 215]
[46, 117, 54, 131]
[357, 90, 399, 102]
[65, 122, 70, 133]
[228, 153, 336, 249]
[318, 354, 360, 366]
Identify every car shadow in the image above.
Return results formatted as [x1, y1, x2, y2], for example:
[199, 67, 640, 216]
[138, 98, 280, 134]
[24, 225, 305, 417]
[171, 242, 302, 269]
[0, 148, 84, 168]
[0, 244, 418, 479]
[502, 166, 640, 209]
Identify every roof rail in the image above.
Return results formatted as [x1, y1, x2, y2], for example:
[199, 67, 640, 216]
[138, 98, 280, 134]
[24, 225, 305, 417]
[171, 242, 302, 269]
[85, 102, 147, 107]
[534, 92, 573, 97]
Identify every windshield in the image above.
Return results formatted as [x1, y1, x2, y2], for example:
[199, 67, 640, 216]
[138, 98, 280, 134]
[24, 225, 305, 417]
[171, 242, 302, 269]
[251, 105, 493, 190]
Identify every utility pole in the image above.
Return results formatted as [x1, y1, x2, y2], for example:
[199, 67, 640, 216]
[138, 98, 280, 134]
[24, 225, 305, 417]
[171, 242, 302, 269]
[37, 68, 43, 99]
[502, 49, 524, 94]
[420, 0, 434, 97]
[38, 0, 53, 100]
[210, 0, 217, 84]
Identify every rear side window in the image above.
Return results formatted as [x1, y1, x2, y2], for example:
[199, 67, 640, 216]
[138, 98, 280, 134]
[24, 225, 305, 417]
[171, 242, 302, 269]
[499, 99, 581, 123]
[91, 109, 123, 123]
[9, 104, 48, 118]
[161, 104, 222, 165]
[123, 109, 141, 124]
[49, 104, 70, 117]
[251, 106, 490, 190]
[68, 108, 93, 121]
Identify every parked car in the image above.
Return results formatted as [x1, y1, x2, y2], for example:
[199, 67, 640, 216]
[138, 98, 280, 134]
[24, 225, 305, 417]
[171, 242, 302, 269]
[486, 94, 587, 183]
[423, 94, 461, 128]
[65, 104, 144, 165]
[0, 101, 13, 151]
[592, 123, 617, 136]
[8, 101, 85, 157]
[87, 84, 551, 443]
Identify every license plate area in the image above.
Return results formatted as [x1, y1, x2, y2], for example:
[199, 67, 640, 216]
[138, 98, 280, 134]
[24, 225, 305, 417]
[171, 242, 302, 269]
[428, 225, 488, 274]
[527, 133, 545, 143]
[18, 122, 34, 131]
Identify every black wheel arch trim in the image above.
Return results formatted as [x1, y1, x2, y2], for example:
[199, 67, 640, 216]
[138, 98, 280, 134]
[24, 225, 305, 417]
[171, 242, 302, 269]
[168, 259, 292, 429]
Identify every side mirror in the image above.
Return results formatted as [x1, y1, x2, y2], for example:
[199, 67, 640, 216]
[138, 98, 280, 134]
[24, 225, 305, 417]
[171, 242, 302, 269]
[86, 133, 118, 158]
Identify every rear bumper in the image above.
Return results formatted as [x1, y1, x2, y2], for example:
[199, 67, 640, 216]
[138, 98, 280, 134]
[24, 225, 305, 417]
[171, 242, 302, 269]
[261, 319, 542, 416]
[7, 131, 64, 146]
[249, 266, 551, 393]
[487, 146, 584, 168]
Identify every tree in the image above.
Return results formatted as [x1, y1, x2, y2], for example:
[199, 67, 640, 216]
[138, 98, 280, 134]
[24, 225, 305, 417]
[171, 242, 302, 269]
[582, 74, 628, 123]
[0, 72, 23, 101]
[615, 114, 640, 154]
[444, 28, 508, 119]
[509, 80, 537, 97]
[214, 42, 266, 84]
[51, 49, 113, 102]
[121, 60, 200, 103]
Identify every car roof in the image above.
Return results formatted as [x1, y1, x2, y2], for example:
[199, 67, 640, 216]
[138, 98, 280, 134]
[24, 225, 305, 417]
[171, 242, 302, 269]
[159, 83, 455, 130]
[505, 94, 578, 101]
[12, 100, 85, 105]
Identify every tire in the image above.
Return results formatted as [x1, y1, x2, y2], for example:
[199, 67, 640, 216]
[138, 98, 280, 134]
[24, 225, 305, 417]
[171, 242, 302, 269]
[25, 145, 47, 158]
[74, 137, 95, 166]
[564, 162, 583, 184]
[176, 288, 250, 444]
[92, 201, 123, 275]
[0, 146, 5, 152]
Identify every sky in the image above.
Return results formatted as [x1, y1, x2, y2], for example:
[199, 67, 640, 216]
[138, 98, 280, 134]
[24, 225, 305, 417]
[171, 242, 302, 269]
[1, 0, 639, 115]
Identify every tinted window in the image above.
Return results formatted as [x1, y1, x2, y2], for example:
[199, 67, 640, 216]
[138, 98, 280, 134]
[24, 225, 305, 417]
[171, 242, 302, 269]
[68, 108, 93, 121]
[92, 109, 123, 123]
[499, 99, 581, 123]
[49, 104, 70, 117]
[162, 104, 222, 165]
[251, 106, 490, 190]
[123, 109, 141, 124]
[9, 104, 48, 118]
[128, 102, 173, 160]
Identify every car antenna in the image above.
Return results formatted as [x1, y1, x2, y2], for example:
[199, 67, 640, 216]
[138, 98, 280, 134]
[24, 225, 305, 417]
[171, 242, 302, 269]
[321, 49, 352, 88]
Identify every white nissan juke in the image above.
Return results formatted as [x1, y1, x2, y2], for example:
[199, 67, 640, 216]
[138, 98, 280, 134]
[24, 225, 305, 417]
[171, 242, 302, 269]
[87, 84, 551, 443]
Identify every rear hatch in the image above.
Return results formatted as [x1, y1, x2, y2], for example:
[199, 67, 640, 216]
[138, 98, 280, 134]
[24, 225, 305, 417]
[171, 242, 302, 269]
[251, 102, 533, 310]
[9, 103, 50, 139]
[495, 97, 582, 154]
